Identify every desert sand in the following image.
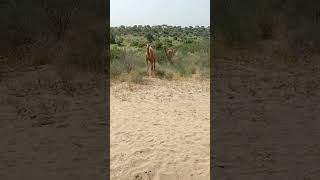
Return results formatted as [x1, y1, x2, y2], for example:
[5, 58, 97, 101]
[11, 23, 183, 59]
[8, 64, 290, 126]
[111, 77, 210, 180]
[212, 49, 320, 179]
[0, 65, 107, 180]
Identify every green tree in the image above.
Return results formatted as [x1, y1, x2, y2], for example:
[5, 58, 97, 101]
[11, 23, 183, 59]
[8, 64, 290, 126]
[145, 33, 154, 43]
[115, 36, 123, 46]
[155, 40, 163, 49]
[110, 30, 116, 44]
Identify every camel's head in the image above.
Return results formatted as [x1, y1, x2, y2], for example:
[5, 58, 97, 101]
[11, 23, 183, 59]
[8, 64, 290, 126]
[146, 44, 151, 54]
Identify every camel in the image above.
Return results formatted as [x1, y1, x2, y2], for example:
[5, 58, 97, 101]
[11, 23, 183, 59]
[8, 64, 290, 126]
[145, 44, 156, 76]
[164, 47, 176, 64]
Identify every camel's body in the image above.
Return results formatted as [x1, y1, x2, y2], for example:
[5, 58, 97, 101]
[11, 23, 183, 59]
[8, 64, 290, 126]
[145, 44, 156, 76]
[164, 47, 175, 64]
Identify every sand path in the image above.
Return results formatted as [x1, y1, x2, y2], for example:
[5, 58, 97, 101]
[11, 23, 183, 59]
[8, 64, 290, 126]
[111, 78, 210, 180]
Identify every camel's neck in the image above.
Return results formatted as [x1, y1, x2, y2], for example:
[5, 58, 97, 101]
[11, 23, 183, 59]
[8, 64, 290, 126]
[146, 47, 150, 55]
[148, 47, 152, 55]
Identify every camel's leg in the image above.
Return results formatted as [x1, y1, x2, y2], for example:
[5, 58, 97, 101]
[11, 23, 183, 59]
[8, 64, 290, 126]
[151, 62, 154, 77]
[146, 59, 149, 76]
[153, 61, 156, 76]
[151, 61, 155, 77]
[149, 62, 152, 77]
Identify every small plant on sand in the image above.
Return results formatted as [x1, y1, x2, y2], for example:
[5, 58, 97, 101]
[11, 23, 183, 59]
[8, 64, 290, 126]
[129, 70, 146, 84]
[156, 67, 174, 80]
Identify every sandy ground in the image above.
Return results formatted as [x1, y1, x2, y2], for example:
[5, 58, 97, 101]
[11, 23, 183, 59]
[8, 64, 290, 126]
[212, 50, 320, 179]
[0, 65, 107, 180]
[111, 78, 210, 180]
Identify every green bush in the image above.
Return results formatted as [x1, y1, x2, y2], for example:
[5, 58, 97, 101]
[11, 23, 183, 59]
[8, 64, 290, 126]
[129, 70, 146, 84]
[214, 0, 320, 47]
[110, 60, 124, 78]
[131, 40, 139, 47]
[184, 38, 193, 44]
[155, 40, 163, 49]
[115, 36, 124, 46]
[111, 46, 125, 60]
[110, 47, 146, 79]
[110, 31, 116, 44]
[155, 50, 167, 64]
[156, 65, 174, 80]
[110, 25, 210, 81]
[177, 39, 209, 54]
[163, 38, 172, 46]
[145, 33, 154, 43]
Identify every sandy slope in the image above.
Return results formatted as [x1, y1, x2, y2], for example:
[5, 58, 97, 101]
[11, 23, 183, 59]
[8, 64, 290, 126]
[111, 78, 210, 180]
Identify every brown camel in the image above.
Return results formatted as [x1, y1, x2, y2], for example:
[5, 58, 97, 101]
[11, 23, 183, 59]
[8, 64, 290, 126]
[164, 47, 176, 64]
[145, 44, 156, 76]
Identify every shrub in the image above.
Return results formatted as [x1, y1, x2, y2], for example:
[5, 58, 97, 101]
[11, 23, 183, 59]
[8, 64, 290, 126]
[156, 65, 174, 80]
[110, 47, 145, 79]
[110, 60, 124, 78]
[145, 33, 154, 43]
[109, 25, 210, 81]
[129, 70, 146, 84]
[155, 49, 167, 64]
[163, 38, 172, 46]
[111, 45, 125, 60]
[155, 40, 163, 49]
[115, 36, 124, 46]
[131, 40, 139, 47]
[184, 38, 193, 44]
[59, 30, 105, 72]
[110, 31, 116, 44]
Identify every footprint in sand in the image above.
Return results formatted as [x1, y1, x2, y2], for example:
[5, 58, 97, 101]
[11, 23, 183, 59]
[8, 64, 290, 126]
[132, 170, 155, 180]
